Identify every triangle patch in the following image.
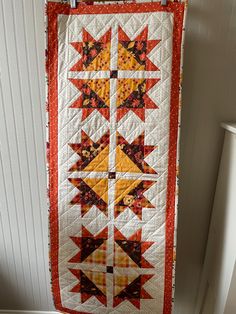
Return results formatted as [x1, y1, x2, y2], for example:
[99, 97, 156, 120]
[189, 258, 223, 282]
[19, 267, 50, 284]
[115, 179, 141, 205]
[83, 145, 109, 172]
[116, 146, 142, 173]
[83, 178, 108, 204]
[114, 242, 138, 268]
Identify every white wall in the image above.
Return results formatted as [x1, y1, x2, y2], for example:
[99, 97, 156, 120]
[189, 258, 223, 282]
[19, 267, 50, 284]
[195, 127, 236, 313]
[175, 1, 236, 313]
[0, 0, 53, 310]
[0, 0, 236, 313]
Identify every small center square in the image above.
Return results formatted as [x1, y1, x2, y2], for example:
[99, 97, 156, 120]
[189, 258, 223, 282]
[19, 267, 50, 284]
[106, 266, 113, 273]
[108, 172, 116, 179]
[110, 70, 118, 78]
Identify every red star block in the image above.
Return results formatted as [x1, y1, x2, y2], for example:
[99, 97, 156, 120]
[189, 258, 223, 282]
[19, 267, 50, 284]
[113, 273, 153, 309]
[116, 78, 159, 122]
[69, 130, 109, 172]
[118, 25, 160, 71]
[117, 132, 157, 174]
[69, 269, 107, 306]
[68, 177, 108, 216]
[70, 28, 111, 71]
[69, 78, 110, 121]
[114, 228, 154, 268]
[69, 226, 108, 263]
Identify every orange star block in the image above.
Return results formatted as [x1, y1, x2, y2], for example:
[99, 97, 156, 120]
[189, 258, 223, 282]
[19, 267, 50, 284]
[114, 228, 154, 268]
[69, 226, 108, 264]
[69, 131, 109, 172]
[69, 78, 110, 121]
[68, 177, 108, 216]
[116, 132, 157, 174]
[70, 28, 111, 71]
[118, 26, 160, 71]
[113, 273, 153, 309]
[114, 179, 155, 219]
[116, 78, 159, 121]
[69, 269, 107, 306]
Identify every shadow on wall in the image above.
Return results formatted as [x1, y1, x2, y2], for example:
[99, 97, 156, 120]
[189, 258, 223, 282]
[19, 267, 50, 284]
[0, 270, 25, 309]
[174, 0, 236, 314]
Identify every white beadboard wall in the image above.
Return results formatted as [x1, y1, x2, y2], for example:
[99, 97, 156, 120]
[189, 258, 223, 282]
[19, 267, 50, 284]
[0, 0, 53, 311]
[0, 0, 236, 313]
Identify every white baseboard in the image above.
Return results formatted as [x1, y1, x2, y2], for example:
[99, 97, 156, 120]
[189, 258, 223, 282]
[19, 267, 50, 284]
[0, 311, 58, 314]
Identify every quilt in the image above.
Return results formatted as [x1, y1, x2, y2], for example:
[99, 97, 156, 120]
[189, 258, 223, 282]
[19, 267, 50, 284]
[46, 1, 187, 313]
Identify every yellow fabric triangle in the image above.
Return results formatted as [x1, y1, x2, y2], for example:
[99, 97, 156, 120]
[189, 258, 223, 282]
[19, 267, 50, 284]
[114, 242, 138, 269]
[117, 77, 144, 107]
[83, 178, 108, 204]
[84, 146, 109, 172]
[114, 272, 138, 296]
[87, 79, 110, 106]
[86, 43, 111, 71]
[83, 242, 107, 268]
[118, 43, 145, 71]
[83, 270, 106, 295]
[116, 146, 142, 174]
[115, 178, 141, 205]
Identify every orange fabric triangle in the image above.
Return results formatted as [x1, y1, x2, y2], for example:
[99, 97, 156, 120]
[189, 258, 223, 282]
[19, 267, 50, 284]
[118, 43, 145, 71]
[86, 43, 111, 71]
[83, 270, 106, 295]
[83, 178, 108, 204]
[114, 273, 138, 296]
[117, 78, 144, 107]
[114, 242, 138, 269]
[116, 146, 142, 173]
[83, 145, 109, 172]
[115, 178, 141, 205]
[87, 79, 110, 106]
[83, 242, 107, 267]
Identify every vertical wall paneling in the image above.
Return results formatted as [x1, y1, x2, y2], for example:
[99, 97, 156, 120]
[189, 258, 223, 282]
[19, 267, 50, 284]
[0, 0, 53, 310]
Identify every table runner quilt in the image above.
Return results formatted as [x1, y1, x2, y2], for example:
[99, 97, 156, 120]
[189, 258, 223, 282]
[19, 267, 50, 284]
[46, 1, 187, 313]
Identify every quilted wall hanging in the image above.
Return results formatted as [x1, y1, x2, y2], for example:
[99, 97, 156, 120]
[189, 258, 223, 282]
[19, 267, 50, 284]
[46, 0, 187, 313]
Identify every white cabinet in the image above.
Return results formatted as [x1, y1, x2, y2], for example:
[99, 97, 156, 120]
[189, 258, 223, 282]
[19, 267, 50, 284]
[196, 123, 236, 314]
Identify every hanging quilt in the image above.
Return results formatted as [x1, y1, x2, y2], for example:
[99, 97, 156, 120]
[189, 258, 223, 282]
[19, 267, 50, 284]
[46, 1, 187, 313]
